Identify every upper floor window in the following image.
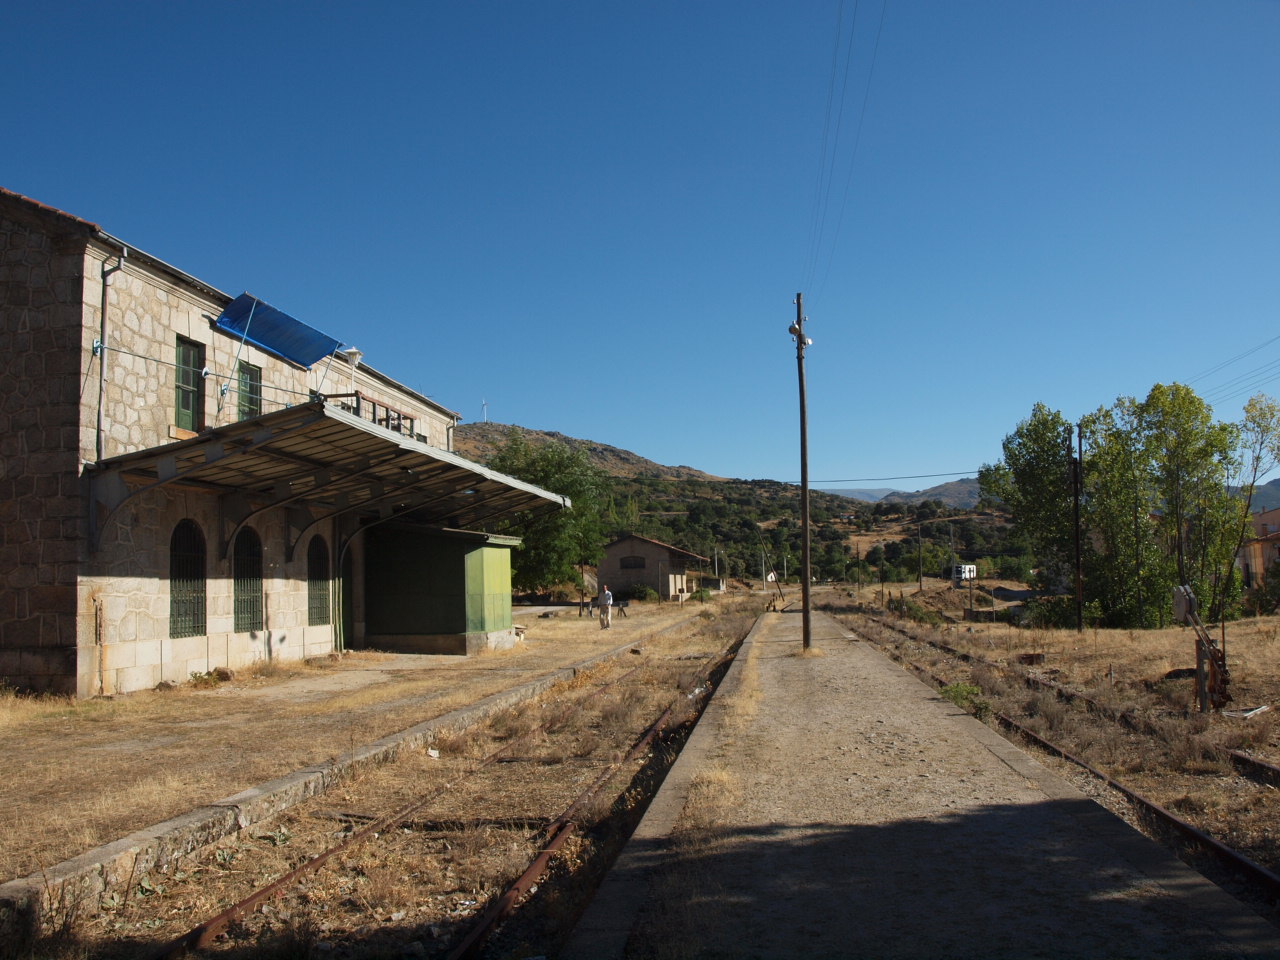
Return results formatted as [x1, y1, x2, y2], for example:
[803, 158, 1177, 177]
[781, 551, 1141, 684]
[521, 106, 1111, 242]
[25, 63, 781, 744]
[307, 535, 331, 626]
[620, 555, 646, 569]
[169, 520, 206, 638]
[237, 360, 262, 419]
[233, 527, 264, 632]
[175, 337, 205, 432]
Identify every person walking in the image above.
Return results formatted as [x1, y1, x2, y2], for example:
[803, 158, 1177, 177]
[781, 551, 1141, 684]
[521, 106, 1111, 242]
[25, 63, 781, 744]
[599, 584, 613, 629]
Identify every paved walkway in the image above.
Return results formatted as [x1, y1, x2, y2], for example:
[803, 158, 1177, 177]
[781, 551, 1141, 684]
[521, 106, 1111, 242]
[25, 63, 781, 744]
[563, 611, 1280, 959]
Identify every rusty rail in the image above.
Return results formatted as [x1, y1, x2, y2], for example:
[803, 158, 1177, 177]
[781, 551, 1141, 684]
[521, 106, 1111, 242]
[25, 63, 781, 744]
[444, 626, 746, 960]
[996, 712, 1280, 902]
[866, 614, 1280, 786]
[854, 614, 1280, 902]
[152, 664, 647, 958]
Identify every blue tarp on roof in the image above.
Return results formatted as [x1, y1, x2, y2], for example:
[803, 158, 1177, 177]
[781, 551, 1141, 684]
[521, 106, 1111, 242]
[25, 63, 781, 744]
[213, 293, 344, 368]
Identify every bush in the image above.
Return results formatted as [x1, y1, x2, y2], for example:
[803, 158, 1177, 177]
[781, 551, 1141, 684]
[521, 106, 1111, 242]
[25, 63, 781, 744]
[689, 588, 712, 602]
[628, 584, 658, 602]
[940, 682, 991, 721]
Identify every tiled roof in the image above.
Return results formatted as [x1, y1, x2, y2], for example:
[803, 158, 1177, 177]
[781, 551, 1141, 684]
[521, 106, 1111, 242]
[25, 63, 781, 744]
[604, 533, 709, 562]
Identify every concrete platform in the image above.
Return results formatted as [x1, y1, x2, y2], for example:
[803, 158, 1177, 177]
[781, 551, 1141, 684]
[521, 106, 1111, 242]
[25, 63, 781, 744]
[563, 611, 1280, 959]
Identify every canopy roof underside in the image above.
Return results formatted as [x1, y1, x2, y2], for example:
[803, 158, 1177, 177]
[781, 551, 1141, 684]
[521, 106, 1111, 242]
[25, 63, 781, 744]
[91, 401, 568, 558]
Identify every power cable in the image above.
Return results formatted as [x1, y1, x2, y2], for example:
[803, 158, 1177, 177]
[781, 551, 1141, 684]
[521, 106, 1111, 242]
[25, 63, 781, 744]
[814, 0, 888, 305]
[617, 470, 980, 485]
[1188, 331, 1280, 386]
[803, 0, 850, 287]
[804, 0, 862, 293]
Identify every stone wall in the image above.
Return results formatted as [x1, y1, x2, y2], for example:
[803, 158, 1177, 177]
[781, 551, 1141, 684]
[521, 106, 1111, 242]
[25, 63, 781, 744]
[82, 483, 339, 695]
[1, 191, 461, 695]
[0, 207, 90, 693]
[82, 243, 454, 463]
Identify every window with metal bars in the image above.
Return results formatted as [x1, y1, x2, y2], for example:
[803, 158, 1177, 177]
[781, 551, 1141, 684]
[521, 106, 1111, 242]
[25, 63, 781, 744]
[307, 535, 330, 626]
[169, 520, 207, 638]
[233, 527, 263, 632]
[237, 360, 262, 419]
[175, 336, 205, 432]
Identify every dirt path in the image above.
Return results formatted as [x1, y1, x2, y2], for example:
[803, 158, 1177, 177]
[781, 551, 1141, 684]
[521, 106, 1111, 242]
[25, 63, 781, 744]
[0, 602, 702, 883]
[566, 609, 1280, 959]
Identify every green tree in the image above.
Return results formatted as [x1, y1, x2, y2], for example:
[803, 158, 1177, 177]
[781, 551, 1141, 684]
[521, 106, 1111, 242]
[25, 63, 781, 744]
[1226, 395, 1280, 609]
[487, 431, 608, 592]
[1081, 398, 1165, 626]
[981, 403, 1076, 591]
[1138, 383, 1240, 618]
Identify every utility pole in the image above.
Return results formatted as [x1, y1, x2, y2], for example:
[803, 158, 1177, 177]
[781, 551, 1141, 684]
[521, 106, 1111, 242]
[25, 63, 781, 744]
[1073, 422, 1084, 633]
[791, 293, 813, 650]
[917, 521, 923, 594]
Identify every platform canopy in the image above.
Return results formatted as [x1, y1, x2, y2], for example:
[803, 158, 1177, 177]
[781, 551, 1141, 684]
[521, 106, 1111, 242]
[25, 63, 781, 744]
[213, 293, 344, 368]
[90, 401, 569, 558]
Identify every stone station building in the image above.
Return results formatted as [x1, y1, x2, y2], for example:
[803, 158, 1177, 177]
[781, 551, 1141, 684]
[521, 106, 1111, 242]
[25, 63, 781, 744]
[598, 534, 708, 601]
[0, 188, 567, 696]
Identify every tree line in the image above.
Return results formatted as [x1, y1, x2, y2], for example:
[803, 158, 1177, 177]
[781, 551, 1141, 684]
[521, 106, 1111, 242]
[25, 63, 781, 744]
[979, 384, 1280, 628]
[484, 427, 1026, 594]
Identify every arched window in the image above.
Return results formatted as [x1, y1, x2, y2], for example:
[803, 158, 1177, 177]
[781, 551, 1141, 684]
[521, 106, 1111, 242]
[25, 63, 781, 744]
[170, 520, 206, 638]
[307, 535, 330, 626]
[233, 527, 263, 632]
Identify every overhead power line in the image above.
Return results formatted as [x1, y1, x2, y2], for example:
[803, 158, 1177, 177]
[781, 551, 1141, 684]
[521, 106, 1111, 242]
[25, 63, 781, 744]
[623, 470, 980, 485]
[1189, 331, 1280, 386]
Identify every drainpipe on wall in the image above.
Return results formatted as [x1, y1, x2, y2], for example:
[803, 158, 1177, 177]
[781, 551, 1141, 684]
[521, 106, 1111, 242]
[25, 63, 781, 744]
[95, 246, 126, 463]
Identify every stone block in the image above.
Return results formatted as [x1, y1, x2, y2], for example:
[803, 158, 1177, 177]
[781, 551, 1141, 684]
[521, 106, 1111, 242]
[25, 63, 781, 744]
[19, 644, 74, 676]
[3, 617, 40, 646]
[101, 641, 135, 670]
[167, 634, 205, 665]
[133, 639, 160, 667]
[115, 663, 158, 692]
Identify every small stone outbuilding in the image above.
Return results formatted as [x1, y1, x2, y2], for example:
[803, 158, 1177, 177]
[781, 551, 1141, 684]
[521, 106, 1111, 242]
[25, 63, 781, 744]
[598, 534, 708, 600]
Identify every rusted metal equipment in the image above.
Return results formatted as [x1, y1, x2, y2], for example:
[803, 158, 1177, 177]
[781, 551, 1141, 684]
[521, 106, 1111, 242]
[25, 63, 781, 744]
[1173, 585, 1231, 713]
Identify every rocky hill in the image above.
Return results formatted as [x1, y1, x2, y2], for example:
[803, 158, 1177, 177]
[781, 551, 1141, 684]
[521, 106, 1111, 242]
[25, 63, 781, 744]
[453, 421, 724, 481]
[821, 477, 981, 509]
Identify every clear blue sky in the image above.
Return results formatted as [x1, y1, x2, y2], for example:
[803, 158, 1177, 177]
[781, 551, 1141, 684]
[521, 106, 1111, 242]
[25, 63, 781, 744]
[8, 1, 1279, 487]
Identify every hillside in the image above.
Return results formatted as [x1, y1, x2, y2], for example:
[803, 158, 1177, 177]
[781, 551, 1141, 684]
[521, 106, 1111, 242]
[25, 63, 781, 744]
[821, 477, 981, 509]
[454, 422, 723, 482]
[451, 422, 1017, 584]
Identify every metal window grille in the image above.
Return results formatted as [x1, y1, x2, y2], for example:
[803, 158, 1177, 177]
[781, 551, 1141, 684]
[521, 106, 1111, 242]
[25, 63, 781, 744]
[175, 337, 204, 431]
[233, 528, 264, 632]
[170, 520, 207, 638]
[237, 360, 262, 419]
[307, 535, 331, 626]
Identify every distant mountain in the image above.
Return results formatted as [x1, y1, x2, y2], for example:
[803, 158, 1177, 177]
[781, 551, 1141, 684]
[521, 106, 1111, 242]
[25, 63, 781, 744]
[1240, 478, 1280, 513]
[453, 421, 724, 481]
[821, 477, 981, 509]
[824, 487, 899, 503]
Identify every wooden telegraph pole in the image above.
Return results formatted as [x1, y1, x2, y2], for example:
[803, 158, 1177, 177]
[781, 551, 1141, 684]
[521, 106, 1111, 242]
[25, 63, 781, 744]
[792, 294, 812, 650]
[1073, 422, 1084, 632]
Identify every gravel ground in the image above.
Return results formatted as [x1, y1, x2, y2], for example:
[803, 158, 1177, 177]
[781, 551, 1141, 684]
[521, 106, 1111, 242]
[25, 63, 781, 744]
[565, 609, 1280, 960]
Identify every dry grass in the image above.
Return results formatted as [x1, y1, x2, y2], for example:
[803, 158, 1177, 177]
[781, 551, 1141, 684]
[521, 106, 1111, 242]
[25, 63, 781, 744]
[32, 598, 761, 958]
[626, 765, 742, 960]
[0, 601, 710, 884]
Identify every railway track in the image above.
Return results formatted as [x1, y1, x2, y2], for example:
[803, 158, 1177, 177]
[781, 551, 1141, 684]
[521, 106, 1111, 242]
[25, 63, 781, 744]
[51, 608, 756, 960]
[842, 609, 1280, 912]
